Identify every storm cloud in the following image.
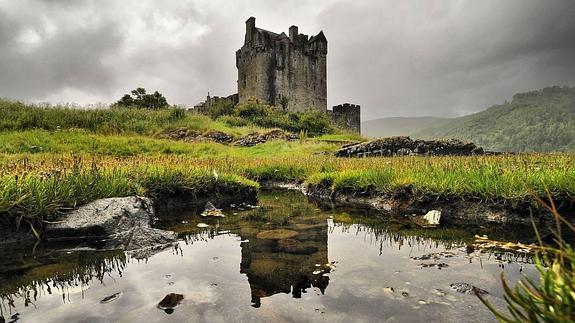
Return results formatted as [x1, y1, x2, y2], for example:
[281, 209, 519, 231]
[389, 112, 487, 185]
[0, 0, 574, 120]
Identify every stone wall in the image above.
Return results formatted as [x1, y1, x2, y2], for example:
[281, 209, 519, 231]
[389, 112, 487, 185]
[236, 17, 327, 113]
[331, 103, 361, 134]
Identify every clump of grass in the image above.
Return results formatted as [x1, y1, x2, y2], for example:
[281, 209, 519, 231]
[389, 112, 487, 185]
[241, 164, 308, 182]
[306, 168, 395, 194]
[478, 198, 575, 322]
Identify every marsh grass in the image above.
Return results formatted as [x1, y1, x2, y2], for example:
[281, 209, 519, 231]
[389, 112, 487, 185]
[478, 197, 575, 322]
[0, 153, 572, 226]
[0, 157, 258, 230]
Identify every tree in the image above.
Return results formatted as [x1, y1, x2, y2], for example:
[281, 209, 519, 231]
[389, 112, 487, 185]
[115, 88, 169, 110]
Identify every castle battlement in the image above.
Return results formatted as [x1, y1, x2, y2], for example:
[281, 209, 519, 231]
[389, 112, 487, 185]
[331, 103, 361, 134]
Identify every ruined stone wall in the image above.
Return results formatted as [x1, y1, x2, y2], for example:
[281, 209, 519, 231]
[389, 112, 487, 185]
[236, 17, 326, 113]
[331, 103, 361, 134]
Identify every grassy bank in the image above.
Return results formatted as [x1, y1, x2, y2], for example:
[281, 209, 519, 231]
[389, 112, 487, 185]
[0, 99, 573, 228]
[0, 129, 340, 157]
[0, 159, 258, 229]
[1, 153, 573, 227]
[0, 99, 259, 136]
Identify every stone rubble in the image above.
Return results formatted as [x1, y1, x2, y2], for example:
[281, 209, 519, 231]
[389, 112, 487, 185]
[335, 136, 484, 157]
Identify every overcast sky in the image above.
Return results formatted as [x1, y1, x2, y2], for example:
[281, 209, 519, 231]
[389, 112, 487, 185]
[1, 0, 574, 120]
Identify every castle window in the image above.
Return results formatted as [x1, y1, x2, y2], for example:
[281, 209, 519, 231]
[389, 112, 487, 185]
[243, 73, 247, 87]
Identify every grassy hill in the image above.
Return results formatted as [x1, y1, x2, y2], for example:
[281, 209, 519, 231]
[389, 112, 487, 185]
[362, 116, 448, 138]
[413, 86, 575, 152]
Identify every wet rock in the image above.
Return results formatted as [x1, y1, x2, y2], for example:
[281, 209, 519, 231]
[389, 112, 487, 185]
[256, 229, 299, 240]
[157, 293, 184, 314]
[46, 196, 153, 236]
[201, 202, 225, 217]
[44, 196, 177, 253]
[423, 210, 441, 226]
[450, 282, 488, 295]
[100, 292, 122, 304]
[111, 226, 177, 251]
[335, 136, 483, 157]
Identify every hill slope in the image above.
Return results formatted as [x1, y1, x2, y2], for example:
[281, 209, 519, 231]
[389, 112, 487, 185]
[361, 116, 448, 138]
[413, 86, 575, 152]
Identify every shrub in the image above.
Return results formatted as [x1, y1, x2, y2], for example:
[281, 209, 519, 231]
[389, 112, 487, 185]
[114, 88, 170, 110]
[217, 115, 249, 127]
[207, 100, 235, 119]
[234, 100, 271, 119]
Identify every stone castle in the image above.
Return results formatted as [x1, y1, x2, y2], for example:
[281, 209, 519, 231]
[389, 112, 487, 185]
[195, 17, 360, 133]
[236, 17, 327, 112]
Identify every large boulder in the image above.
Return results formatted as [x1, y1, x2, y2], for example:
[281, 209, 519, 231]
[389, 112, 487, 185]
[45, 196, 177, 253]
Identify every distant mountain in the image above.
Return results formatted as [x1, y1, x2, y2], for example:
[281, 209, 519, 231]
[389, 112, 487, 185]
[413, 86, 575, 152]
[362, 116, 448, 138]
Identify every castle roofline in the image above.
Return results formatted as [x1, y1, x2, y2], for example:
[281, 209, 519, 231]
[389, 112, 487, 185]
[310, 30, 327, 43]
[246, 17, 326, 46]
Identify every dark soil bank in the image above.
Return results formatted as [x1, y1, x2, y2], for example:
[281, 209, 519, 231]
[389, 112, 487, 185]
[303, 182, 573, 226]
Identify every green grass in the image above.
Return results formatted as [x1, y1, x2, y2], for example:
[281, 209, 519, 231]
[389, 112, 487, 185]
[0, 98, 573, 228]
[0, 99, 262, 136]
[316, 133, 364, 142]
[0, 162, 258, 228]
[0, 129, 341, 157]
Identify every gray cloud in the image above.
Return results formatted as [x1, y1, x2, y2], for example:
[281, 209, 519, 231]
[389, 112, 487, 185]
[0, 0, 574, 119]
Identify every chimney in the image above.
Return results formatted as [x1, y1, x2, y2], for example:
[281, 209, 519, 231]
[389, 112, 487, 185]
[289, 25, 298, 42]
[245, 17, 256, 43]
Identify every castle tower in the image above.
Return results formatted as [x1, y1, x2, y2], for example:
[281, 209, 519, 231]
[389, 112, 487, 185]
[236, 17, 327, 113]
[331, 103, 361, 134]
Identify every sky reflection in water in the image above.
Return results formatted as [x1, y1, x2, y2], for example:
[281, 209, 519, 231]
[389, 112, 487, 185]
[0, 190, 537, 322]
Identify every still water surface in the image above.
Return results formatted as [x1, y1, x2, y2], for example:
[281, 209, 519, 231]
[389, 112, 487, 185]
[0, 190, 536, 322]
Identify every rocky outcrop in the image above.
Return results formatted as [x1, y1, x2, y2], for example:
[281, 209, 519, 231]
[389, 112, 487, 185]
[160, 128, 233, 144]
[234, 129, 299, 147]
[335, 136, 484, 157]
[45, 196, 177, 254]
[205, 131, 234, 143]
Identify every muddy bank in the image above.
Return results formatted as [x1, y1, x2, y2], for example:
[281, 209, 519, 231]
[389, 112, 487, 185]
[153, 185, 258, 212]
[306, 183, 573, 225]
[261, 181, 571, 226]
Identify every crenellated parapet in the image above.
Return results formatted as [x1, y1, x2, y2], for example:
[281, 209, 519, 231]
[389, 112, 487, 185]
[331, 103, 361, 134]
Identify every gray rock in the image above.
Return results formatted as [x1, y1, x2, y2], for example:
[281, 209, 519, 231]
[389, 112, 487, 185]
[335, 136, 484, 158]
[45, 196, 177, 253]
[450, 282, 488, 295]
[46, 196, 153, 235]
[109, 226, 177, 251]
